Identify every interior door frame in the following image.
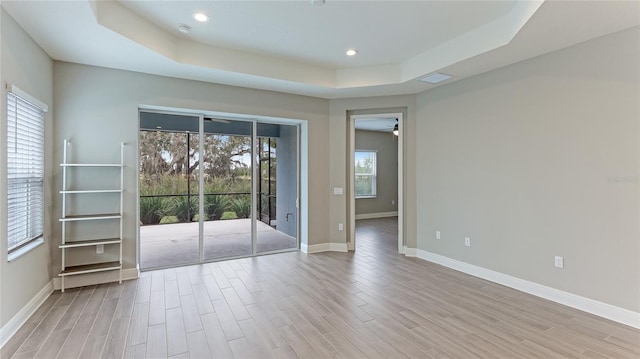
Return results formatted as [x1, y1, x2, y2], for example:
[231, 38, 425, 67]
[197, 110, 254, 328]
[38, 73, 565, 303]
[348, 112, 403, 253]
[136, 105, 306, 270]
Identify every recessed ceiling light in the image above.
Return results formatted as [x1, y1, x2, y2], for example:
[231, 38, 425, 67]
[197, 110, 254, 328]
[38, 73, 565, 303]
[311, 0, 326, 6]
[346, 49, 358, 56]
[178, 24, 191, 34]
[419, 72, 453, 84]
[193, 13, 209, 22]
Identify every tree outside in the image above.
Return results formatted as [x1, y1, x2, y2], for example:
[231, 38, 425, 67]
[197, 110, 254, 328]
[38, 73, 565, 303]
[139, 130, 256, 225]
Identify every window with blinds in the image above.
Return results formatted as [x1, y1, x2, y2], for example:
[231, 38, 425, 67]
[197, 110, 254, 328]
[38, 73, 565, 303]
[7, 91, 45, 253]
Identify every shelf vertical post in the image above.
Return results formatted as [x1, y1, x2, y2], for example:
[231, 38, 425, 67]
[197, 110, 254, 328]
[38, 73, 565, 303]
[119, 142, 124, 284]
[61, 139, 68, 292]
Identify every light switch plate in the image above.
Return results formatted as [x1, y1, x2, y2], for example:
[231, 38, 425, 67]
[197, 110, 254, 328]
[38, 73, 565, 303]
[555, 256, 564, 268]
[333, 187, 344, 195]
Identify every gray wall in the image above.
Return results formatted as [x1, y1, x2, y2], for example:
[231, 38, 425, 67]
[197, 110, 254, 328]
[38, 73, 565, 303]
[276, 125, 298, 237]
[354, 130, 398, 216]
[415, 27, 640, 312]
[0, 9, 54, 327]
[52, 62, 330, 284]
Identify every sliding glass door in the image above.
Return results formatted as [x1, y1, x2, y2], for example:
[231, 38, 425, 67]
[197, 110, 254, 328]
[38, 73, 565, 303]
[139, 114, 200, 268]
[202, 120, 253, 260]
[256, 123, 298, 253]
[138, 111, 298, 270]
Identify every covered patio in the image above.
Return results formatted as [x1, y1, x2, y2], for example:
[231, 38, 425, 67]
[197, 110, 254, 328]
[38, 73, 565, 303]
[140, 219, 297, 269]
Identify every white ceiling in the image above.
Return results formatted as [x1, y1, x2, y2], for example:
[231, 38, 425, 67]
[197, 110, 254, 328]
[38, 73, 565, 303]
[355, 118, 397, 133]
[119, 1, 516, 69]
[2, 1, 639, 99]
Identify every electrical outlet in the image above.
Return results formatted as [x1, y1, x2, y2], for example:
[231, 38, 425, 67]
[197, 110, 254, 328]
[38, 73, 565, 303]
[554, 256, 564, 268]
[392, 200, 395, 205]
[96, 244, 104, 254]
[436, 231, 441, 240]
[338, 223, 344, 231]
[464, 237, 471, 247]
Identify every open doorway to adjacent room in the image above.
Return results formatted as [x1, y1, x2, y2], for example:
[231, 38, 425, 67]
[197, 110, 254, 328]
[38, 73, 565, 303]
[348, 112, 403, 253]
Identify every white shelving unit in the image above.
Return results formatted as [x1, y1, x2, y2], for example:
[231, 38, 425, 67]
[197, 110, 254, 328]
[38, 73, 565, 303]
[59, 139, 125, 292]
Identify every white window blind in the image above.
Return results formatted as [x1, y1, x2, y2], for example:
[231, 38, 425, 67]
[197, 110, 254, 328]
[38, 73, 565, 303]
[7, 91, 45, 252]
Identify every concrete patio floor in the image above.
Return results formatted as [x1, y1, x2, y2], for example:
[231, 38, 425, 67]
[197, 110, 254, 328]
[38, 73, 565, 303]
[140, 219, 297, 269]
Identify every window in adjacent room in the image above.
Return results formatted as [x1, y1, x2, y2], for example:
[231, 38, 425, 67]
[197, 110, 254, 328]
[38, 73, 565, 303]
[7, 87, 47, 261]
[355, 150, 376, 198]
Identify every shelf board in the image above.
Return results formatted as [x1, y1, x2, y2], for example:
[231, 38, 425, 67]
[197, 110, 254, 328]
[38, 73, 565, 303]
[59, 261, 121, 276]
[60, 189, 122, 194]
[59, 213, 121, 222]
[60, 163, 122, 167]
[60, 238, 121, 248]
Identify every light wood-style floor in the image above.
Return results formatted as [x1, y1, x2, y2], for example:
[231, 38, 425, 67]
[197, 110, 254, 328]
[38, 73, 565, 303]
[3, 217, 639, 358]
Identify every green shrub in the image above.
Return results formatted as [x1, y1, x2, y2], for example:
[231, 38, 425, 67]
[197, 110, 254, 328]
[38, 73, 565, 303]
[220, 211, 238, 220]
[159, 215, 179, 224]
[205, 194, 229, 220]
[203, 177, 226, 194]
[229, 178, 251, 193]
[171, 196, 198, 223]
[140, 174, 253, 222]
[141, 175, 251, 197]
[140, 175, 190, 196]
[229, 195, 251, 219]
[139, 196, 171, 225]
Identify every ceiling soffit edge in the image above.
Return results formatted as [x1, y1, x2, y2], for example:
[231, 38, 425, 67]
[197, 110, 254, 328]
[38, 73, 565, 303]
[91, 0, 543, 90]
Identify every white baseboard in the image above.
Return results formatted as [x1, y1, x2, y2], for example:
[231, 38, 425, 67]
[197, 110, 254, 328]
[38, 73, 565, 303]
[301, 242, 348, 254]
[1, 280, 53, 348]
[52, 267, 140, 291]
[402, 246, 417, 257]
[413, 248, 640, 329]
[355, 211, 398, 220]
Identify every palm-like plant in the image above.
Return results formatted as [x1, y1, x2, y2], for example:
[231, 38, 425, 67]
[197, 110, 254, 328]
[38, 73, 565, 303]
[139, 196, 171, 224]
[230, 195, 251, 219]
[205, 194, 229, 220]
[171, 196, 198, 222]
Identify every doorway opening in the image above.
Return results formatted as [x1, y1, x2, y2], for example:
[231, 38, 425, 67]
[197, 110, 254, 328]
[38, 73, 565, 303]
[137, 109, 302, 270]
[348, 112, 403, 253]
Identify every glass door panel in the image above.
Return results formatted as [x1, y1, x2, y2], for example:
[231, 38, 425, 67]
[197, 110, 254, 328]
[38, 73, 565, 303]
[203, 120, 253, 260]
[139, 112, 299, 269]
[139, 114, 200, 269]
[256, 123, 298, 253]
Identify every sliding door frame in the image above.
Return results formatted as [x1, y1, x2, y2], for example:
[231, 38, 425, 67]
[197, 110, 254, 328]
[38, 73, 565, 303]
[137, 106, 305, 270]
[251, 119, 258, 255]
[198, 114, 205, 262]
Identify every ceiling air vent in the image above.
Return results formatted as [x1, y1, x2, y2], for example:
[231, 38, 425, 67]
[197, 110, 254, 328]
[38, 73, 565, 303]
[419, 72, 453, 84]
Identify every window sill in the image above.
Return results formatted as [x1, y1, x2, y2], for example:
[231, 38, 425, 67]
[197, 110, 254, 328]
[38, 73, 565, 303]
[8, 238, 45, 262]
[355, 196, 377, 199]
